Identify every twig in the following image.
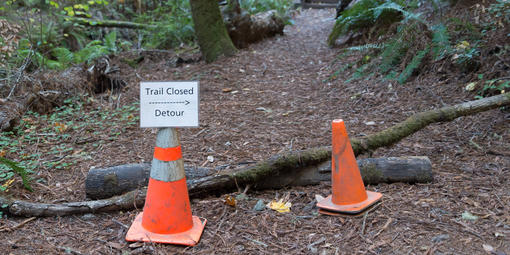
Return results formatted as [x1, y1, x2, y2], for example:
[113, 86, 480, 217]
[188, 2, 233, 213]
[6, 48, 32, 100]
[0, 217, 36, 232]
[243, 236, 268, 247]
[112, 218, 129, 229]
[361, 211, 369, 235]
[361, 202, 383, 235]
[56, 246, 85, 255]
[373, 217, 393, 238]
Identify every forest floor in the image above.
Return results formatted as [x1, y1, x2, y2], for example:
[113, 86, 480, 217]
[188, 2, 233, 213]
[1, 8, 510, 255]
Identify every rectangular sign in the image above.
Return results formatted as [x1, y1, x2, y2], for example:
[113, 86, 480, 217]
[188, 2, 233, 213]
[140, 81, 199, 127]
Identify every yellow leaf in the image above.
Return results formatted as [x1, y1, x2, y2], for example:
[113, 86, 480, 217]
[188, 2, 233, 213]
[224, 195, 236, 207]
[465, 82, 477, 91]
[456, 41, 470, 50]
[0, 150, 6, 157]
[2, 178, 15, 192]
[54, 122, 68, 133]
[267, 199, 291, 213]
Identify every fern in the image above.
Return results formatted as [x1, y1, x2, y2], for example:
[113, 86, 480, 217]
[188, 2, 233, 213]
[431, 23, 451, 60]
[104, 31, 117, 53]
[52, 47, 74, 66]
[345, 43, 385, 53]
[0, 157, 32, 192]
[346, 63, 371, 83]
[379, 36, 408, 73]
[398, 47, 429, 84]
[329, 0, 416, 45]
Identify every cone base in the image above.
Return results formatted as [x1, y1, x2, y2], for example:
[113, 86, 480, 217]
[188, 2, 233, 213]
[126, 213, 206, 246]
[317, 191, 382, 214]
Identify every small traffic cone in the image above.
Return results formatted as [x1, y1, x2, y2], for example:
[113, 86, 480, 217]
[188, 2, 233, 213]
[317, 119, 382, 215]
[126, 128, 206, 246]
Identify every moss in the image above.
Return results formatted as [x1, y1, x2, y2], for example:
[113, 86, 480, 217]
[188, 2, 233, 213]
[103, 173, 118, 189]
[190, 0, 237, 63]
[231, 148, 331, 184]
[360, 163, 384, 184]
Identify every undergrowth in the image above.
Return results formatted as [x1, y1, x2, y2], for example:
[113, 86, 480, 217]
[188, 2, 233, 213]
[0, 97, 140, 193]
[330, 0, 510, 92]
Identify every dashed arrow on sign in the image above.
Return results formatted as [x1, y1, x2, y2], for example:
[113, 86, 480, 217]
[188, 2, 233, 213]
[149, 100, 190, 105]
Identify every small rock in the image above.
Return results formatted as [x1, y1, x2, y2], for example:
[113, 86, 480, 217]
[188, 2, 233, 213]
[128, 242, 143, 249]
[432, 234, 449, 243]
[253, 199, 266, 211]
[236, 193, 248, 201]
[303, 200, 317, 212]
[80, 213, 96, 220]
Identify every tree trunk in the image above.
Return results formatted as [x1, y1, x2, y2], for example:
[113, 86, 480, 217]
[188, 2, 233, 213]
[85, 157, 432, 199]
[189, 0, 237, 63]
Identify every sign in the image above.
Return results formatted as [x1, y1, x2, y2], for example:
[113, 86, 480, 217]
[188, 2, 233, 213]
[140, 81, 199, 127]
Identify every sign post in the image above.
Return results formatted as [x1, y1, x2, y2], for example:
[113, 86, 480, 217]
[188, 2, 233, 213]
[126, 81, 206, 246]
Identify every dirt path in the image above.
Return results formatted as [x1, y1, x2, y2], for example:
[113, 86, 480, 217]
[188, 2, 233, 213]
[1, 9, 509, 254]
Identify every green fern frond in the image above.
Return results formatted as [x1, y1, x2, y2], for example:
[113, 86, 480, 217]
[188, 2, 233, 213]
[372, 2, 404, 20]
[431, 23, 451, 60]
[379, 37, 408, 73]
[104, 31, 117, 53]
[345, 43, 385, 53]
[52, 47, 74, 66]
[398, 47, 429, 84]
[346, 63, 372, 83]
[0, 157, 33, 192]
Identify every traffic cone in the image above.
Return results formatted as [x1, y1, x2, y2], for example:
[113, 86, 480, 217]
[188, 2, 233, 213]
[126, 128, 206, 246]
[317, 119, 382, 215]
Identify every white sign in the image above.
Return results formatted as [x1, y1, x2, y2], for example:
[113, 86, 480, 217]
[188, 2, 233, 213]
[140, 81, 199, 127]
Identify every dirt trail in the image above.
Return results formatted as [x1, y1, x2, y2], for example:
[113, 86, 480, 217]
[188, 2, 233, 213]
[1, 9, 509, 255]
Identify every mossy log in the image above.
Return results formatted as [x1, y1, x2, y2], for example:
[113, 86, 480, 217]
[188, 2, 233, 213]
[85, 156, 431, 199]
[65, 17, 157, 30]
[1, 93, 509, 217]
[224, 10, 285, 49]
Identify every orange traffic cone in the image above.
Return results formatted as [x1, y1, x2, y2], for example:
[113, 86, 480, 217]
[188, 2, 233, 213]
[126, 128, 206, 246]
[317, 119, 382, 215]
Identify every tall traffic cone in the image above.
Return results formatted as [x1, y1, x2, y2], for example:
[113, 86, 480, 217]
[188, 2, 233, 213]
[126, 128, 206, 246]
[317, 119, 382, 215]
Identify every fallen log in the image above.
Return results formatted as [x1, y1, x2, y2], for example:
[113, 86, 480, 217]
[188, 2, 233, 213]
[224, 10, 285, 48]
[86, 157, 432, 199]
[85, 164, 211, 199]
[1, 93, 509, 217]
[65, 10, 286, 49]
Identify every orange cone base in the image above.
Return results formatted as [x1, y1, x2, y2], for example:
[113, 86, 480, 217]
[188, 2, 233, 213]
[126, 213, 206, 246]
[317, 191, 382, 215]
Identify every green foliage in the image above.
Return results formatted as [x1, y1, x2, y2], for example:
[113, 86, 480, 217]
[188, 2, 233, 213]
[489, 0, 510, 25]
[431, 23, 451, 60]
[240, 0, 293, 17]
[476, 79, 510, 99]
[398, 47, 428, 84]
[329, 0, 423, 46]
[135, 1, 194, 49]
[331, 0, 506, 84]
[12, 31, 120, 69]
[0, 157, 32, 192]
